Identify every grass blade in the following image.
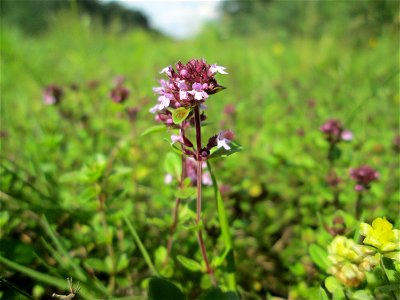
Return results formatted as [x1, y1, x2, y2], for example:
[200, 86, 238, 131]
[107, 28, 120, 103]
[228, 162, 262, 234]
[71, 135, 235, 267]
[123, 215, 159, 276]
[206, 161, 237, 291]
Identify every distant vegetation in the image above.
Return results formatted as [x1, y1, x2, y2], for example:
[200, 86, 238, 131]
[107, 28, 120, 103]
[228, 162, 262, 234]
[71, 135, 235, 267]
[0, 0, 150, 34]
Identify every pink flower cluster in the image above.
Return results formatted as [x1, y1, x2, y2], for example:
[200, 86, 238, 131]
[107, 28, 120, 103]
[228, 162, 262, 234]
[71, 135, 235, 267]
[320, 119, 353, 144]
[350, 165, 379, 192]
[150, 59, 227, 125]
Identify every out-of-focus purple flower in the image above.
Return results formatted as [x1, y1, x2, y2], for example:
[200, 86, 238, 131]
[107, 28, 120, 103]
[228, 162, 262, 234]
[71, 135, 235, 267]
[164, 173, 173, 184]
[320, 119, 352, 144]
[223, 104, 236, 116]
[110, 85, 130, 103]
[126, 107, 139, 123]
[113, 75, 125, 86]
[43, 85, 63, 105]
[341, 130, 353, 141]
[350, 165, 379, 192]
[185, 158, 212, 186]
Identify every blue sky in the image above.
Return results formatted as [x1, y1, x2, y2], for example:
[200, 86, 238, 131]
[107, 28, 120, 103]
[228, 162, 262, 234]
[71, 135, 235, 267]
[100, 0, 223, 39]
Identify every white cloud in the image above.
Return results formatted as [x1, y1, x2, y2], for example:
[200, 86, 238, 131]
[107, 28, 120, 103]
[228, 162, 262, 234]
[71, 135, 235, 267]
[101, 0, 222, 39]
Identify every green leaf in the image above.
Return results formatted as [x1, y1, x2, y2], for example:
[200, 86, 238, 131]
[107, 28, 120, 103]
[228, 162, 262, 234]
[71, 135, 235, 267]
[116, 253, 129, 272]
[176, 255, 203, 272]
[141, 124, 167, 137]
[328, 144, 341, 161]
[174, 187, 196, 199]
[375, 283, 400, 293]
[198, 287, 226, 300]
[165, 152, 182, 181]
[172, 107, 191, 124]
[309, 244, 331, 271]
[148, 277, 186, 300]
[212, 247, 232, 268]
[351, 290, 375, 300]
[319, 287, 329, 300]
[208, 141, 242, 160]
[85, 258, 109, 273]
[325, 276, 345, 300]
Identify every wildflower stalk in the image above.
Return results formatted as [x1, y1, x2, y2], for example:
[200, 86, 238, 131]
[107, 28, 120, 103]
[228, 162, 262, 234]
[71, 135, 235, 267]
[194, 104, 217, 286]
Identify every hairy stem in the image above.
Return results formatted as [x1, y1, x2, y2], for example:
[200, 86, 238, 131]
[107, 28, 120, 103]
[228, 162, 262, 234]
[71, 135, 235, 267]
[194, 104, 217, 286]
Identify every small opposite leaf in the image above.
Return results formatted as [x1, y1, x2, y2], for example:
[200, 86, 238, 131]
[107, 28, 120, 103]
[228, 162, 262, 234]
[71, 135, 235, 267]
[176, 255, 203, 272]
[148, 277, 186, 300]
[172, 107, 191, 124]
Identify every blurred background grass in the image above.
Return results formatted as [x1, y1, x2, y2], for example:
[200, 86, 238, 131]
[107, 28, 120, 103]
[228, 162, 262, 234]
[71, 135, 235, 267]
[0, 0, 399, 299]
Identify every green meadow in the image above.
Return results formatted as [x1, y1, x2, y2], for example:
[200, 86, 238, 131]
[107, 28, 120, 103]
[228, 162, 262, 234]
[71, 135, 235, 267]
[1, 1, 399, 299]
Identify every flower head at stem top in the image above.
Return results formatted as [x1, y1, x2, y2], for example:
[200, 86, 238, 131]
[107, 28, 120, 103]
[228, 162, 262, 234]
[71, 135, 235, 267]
[349, 165, 379, 192]
[150, 59, 227, 127]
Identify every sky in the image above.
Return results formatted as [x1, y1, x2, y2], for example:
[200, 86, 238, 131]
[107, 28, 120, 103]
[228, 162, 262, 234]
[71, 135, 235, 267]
[100, 0, 223, 39]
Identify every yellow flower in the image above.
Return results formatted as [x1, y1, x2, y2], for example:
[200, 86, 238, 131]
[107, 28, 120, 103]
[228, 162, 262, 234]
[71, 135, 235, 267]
[327, 236, 374, 287]
[360, 217, 400, 253]
[328, 236, 361, 264]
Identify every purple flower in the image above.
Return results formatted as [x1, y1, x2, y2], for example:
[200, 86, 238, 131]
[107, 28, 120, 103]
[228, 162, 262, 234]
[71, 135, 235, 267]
[320, 119, 353, 144]
[189, 83, 208, 100]
[217, 130, 234, 150]
[185, 158, 212, 186]
[43, 85, 63, 105]
[171, 134, 183, 144]
[341, 130, 353, 141]
[110, 85, 130, 103]
[350, 165, 379, 192]
[208, 64, 228, 75]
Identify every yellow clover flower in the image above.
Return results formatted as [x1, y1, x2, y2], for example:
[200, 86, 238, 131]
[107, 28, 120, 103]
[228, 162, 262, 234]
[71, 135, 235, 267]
[360, 217, 400, 254]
